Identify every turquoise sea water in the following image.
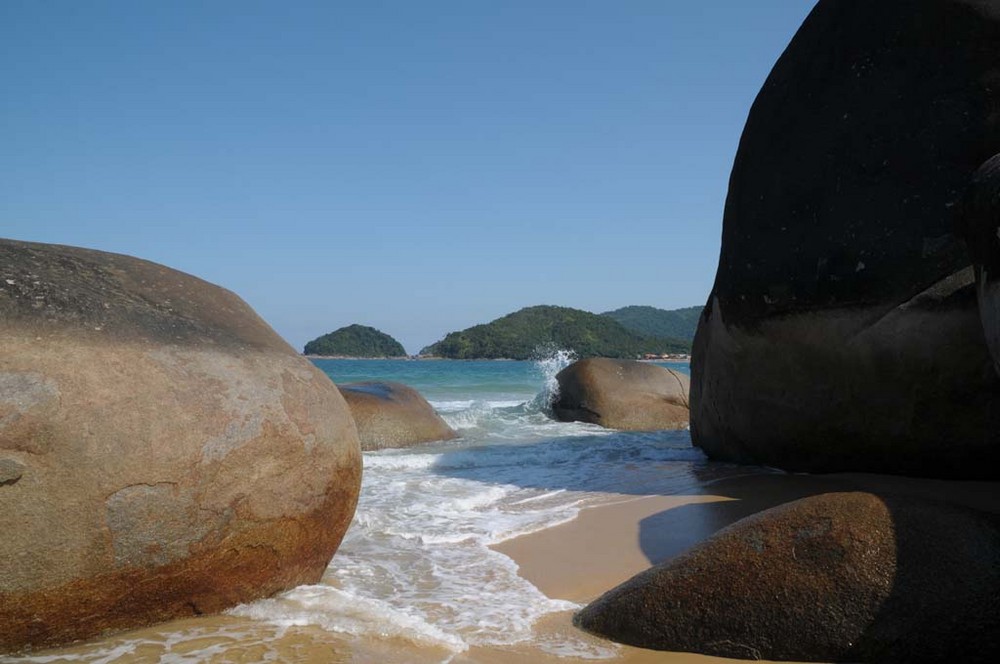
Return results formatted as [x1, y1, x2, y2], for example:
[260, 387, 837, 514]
[315, 356, 690, 401]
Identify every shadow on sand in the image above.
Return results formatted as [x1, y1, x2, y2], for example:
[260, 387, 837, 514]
[430, 429, 1000, 661]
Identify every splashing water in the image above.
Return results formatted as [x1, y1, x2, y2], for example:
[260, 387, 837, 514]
[529, 346, 577, 414]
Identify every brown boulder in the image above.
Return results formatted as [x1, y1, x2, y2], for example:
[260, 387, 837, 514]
[575, 491, 1000, 662]
[0, 238, 362, 653]
[338, 381, 457, 450]
[551, 358, 689, 430]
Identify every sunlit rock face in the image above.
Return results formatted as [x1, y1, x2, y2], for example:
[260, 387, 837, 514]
[338, 380, 457, 450]
[0, 238, 362, 653]
[691, 0, 1000, 479]
[551, 358, 689, 431]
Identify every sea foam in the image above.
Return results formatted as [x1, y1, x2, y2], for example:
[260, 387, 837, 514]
[230, 414, 710, 656]
[7, 355, 713, 662]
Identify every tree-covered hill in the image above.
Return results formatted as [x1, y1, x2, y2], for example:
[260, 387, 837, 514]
[420, 305, 689, 360]
[601, 305, 703, 342]
[304, 324, 407, 357]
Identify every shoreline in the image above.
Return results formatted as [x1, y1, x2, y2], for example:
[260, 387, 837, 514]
[491, 473, 855, 605]
[489, 470, 1000, 663]
[495, 470, 1000, 600]
[16, 471, 997, 663]
[492, 493, 734, 604]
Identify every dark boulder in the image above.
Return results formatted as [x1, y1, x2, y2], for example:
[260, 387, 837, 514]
[575, 491, 1000, 663]
[691, 0, 1000, 479]
[339, 381, 457, 450]
[962, 153, 1000, 374]
[552, 358, 689, 431]
[0, 238, 362, 653]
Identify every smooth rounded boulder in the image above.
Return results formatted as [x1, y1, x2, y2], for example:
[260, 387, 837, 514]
[338, 381, 457, 450]
[551, 358, 689, 430]
[575, 491, 1000, 663]
[691, 0, 1000, 479]
[0, 238, 362, 653]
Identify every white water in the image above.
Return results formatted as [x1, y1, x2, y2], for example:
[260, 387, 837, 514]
[226, 352, 712, 657]
[6, 354, 748, 662]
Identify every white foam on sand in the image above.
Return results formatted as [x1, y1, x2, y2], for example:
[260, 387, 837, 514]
[6, 354, 711, 662]
[4, 622, 288, 663]
[230, 585, 468, 651]
[230, 411, 714, 657]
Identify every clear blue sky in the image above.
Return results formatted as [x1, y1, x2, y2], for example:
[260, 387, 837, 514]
[2, 1, 815, 354]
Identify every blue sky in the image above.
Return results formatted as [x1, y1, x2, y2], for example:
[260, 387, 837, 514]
[2, 1, 816, 353]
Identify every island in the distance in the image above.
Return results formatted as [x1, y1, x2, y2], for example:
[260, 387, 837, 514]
[419, 305, 693, 360]
[304, 324, 407, 358]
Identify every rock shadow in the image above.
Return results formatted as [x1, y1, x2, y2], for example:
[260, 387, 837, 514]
[636, 472, 844, 567]
[429, 428, 759, 496]
[625, 472, 1000, 662]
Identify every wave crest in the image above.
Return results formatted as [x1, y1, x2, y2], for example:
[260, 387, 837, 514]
[529, 346, 577, 414]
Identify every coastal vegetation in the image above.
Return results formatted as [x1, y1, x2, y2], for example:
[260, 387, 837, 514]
[602, 305, 702, 342]
[304, 324, 406, 357]
[420, 305, 690, 360]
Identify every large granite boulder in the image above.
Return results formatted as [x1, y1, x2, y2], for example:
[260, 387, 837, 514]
[551, 358, 689, 430]
[691, 0, 1000, 479]
[575, 491, 1000, 663]
[338, 381, 456, 450]
[0, 239, 362, 653]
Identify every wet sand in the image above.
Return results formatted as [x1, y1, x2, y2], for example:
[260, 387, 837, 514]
[488, 473, 836, 664]
[493, 471, 873, 603]
[490, 470, 1000, 664]
[493, 493, 737, 603]
[3, 478, 796, 664]
[7, 617, 735, 664]
[11, 471, 998, 663]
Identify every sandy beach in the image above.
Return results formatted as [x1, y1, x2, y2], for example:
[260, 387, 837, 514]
[11, 468, 1000, 663]
[495, 470, 1000, 604]
[8, 484, 789, 664]
[488, 470, 1000, 664]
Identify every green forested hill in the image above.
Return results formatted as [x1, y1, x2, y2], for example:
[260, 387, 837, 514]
[420, 305, 690, 360]
[304, 324, 407, 357]
[601, 305, 703, 342]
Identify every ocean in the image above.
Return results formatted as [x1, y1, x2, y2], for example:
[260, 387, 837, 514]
[6, 355, 763, 664]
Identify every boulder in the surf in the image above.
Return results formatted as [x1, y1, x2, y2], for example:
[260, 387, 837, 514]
[551, 358, 689, 430]
[575, 491, 1000, 663]
[690, 0, 1000, 479]
[0, 238, 362, 653]
[339, 380, 457, 450]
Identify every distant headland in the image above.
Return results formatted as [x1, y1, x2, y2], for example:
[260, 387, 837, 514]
[418, 304, 699, 360]
[305, 305, 702, 361]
